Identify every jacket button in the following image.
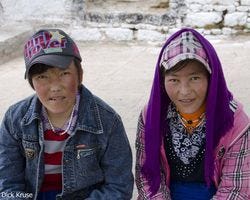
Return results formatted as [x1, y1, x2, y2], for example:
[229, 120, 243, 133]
[65, 185, 70, 190]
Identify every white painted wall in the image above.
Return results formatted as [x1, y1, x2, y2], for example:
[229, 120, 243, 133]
[0, 0, 73, 25]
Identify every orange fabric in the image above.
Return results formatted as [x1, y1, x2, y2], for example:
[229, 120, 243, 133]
[179, 103, 206, 132]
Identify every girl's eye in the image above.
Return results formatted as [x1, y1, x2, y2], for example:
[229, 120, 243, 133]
[191, 76, 200, 81]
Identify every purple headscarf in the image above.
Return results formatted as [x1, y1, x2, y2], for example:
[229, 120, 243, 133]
[142, 28, 234, 195]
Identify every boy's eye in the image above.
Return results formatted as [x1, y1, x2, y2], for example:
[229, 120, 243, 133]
[61, 71, 71, 76]
[36, 74, 48, 79]
[168, 79, 178, 83]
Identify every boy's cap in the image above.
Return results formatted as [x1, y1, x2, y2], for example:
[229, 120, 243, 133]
[160, 31, 211, 73]
[24, 28, 82, 78]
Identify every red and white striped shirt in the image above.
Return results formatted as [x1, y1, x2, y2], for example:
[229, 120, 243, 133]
[40, 94, 79, 192]
[40, 130, 69, 192]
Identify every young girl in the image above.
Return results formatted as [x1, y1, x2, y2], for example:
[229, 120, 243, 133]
[135, 28, 250, 199]
[0, 29, 134, 200]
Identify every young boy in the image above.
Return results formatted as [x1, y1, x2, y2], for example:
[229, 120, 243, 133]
[0, 29, 134, 200]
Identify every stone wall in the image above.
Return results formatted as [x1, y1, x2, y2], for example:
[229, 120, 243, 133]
[181, 0, 250, 35]
[0, 0, 75, 24]
[0, 0, 249, 42]
[0, 2, 3, 24]
[85, 0, 169, 12]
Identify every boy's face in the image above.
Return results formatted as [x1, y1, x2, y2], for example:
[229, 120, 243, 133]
[32, 61, 82, 118]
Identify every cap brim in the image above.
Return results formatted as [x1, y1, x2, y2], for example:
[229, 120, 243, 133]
[25, 54, 74, 79]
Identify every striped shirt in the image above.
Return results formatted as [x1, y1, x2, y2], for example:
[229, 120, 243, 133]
[40, 94, 80, 192]
[40, 130, 69, 192]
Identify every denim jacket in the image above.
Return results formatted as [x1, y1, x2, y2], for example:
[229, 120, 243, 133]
[0, 85, 134, 200]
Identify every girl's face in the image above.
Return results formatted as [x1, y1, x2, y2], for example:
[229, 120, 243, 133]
[164, 61, 209, 114]
[32, 61, 82, 118]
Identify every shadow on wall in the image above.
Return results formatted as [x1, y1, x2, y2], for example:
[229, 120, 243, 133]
[0, 2, 4, 25]
[85, 0, 169, 13]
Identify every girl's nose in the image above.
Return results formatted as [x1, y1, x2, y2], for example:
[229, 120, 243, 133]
[179, 82, 191, 96]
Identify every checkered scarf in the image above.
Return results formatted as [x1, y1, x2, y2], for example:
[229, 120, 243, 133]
[142, 28, 234, 195]
[160, 31, 211, 73]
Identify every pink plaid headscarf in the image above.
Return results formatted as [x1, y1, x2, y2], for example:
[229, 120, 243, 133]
[160, 31, 211, 73]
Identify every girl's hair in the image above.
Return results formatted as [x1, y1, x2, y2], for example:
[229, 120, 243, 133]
[28, 59, 83, 89]
[161, 59, 210, 78]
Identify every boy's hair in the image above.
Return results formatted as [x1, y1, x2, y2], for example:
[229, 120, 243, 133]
[28, 59, 83, 89]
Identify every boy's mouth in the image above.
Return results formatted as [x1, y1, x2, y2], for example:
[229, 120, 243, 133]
[49, 96, 65, 101]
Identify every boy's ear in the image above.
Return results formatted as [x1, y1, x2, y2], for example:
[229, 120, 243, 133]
[79, 68, 83, 84]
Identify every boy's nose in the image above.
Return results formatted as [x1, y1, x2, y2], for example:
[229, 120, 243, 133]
[50, 85, 62, 92]
[49, 77, 62, 92]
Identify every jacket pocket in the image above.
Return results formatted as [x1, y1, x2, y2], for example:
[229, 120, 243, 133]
[22, 140, 40, 160]
[76, 145, 102, 179]
[76, 147, 97, 159]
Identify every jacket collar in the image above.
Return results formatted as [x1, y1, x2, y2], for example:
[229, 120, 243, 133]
[22, 85, 103, 135]
[76, 85, 103, 134]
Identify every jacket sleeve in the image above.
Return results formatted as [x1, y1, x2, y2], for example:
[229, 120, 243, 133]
[86, 114, 134, 200]
[135, 111, 171, 200]
[212, 127, 250, 200]
[0, 109, 33, 200]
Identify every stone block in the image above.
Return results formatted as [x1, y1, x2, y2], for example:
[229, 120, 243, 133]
[188, 4, 202, 12]
[169, 2, 178, 9]
[237, 6, 249, 12]
[186, 0, 234, 5]
[144, 14, 162, 26]
[241, 0, 250, 6]
[211, 28, 222, 34]
[246, 22, 250, 28]
[184, 12, 222, 27]
[137, 29, 166, 42]
[222, 27, 232, 35]
[213, 5, 236, 13]
[185, 0, 213, 4]
[203, 29, 211, 35]
[70, 28, 103, 41]
[224, 12, 248, 26]
[104, 28, 133, 41]
[211, 0, 236, 5]
[203, 5, 214, 12]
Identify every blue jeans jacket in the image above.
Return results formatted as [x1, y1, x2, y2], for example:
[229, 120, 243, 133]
[0, 86, 134, 200]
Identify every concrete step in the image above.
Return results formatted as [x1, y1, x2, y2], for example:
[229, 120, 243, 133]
[68, 10, 177, 43]
[0, 24, 33, 63]
[84, 11, 176, 26]
[85, 0, 169, 14]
